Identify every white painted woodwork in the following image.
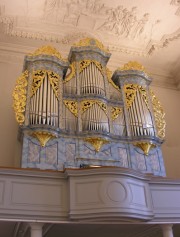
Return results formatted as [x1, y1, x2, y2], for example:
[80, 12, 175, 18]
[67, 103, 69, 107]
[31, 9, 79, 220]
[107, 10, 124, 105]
[0, 168, 179, 223]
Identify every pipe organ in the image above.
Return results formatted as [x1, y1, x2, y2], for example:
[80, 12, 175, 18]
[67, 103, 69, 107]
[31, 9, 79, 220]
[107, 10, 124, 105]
[13, 39, 166, 176]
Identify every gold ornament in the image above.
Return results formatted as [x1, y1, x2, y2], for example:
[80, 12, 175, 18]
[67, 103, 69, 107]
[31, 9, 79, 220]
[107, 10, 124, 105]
[31, 70, 60, 99]
[63, 62, 76, 83]
[150, 90, 166, 139]
[124, 84, 138, 108]
[106, 67, 120, 91]
[73, 38, 109, 53]
[28, 45, 67, 62]
[12, 70, 28, 125]
[85, 137, 110, 152]
[79, 60, 103, 74]
[119, 61, 148, 75]
[63, 100, 78, 117]
[48, 71, 60, 98]
[31, 131, 57, 147]
[134, 142, 156, 156]
[81, 100, 107, 114]
[124, 84, 149, 109]
[111, 107, 122, 120]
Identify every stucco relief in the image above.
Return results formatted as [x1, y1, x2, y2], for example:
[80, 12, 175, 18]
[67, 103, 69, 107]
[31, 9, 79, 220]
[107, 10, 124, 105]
[0, 1, 179, 57]
[171, 0, 180, 16]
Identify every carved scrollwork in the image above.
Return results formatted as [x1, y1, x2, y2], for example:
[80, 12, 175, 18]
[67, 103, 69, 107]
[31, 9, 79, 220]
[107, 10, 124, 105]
[150, 90, 166, 139]
[12, 70, 28, 125]
[79, 60, 103, 74]
[63, 62, 76, 83]
[63, 100, 78, 117]
[106, 67, 120, 91]
[48, 71, 60, 98]
[28, 45, 67, 62]
[124, 84, 138, 108]
[31, 70, 60, 99]
[31, 70, 45, 97]
[119, 61, 148, 75]
[74, 38, 109, 53]
[138, 86, 149, 109]
[111, 107, 123, 120]
[81, 100, 107, 114]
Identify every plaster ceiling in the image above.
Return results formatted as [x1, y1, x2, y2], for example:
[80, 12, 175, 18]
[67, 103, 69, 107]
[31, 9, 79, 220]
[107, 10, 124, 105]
[0, 0, 180, 89]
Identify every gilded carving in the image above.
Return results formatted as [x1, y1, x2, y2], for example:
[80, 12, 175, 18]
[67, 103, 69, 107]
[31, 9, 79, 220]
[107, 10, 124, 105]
[31, 131, 57, 147]
[150, 90, 166, 139]
[119, 61, 148, 75]
[111, 107, 123, 121]
[106, 67, 120, 91]
[138, 86, 149, 108]
[124, 84, 138, 108]
[12, 70, 28, 125]
[134, 142, 156, 156]
[63, 62, 76, 83]
[28, 45, 67, 62]
[85, 137, 110, 152]
[79, 60, 103, 74]
[31, 70, 60, 99]
[64, 100, 78, 117]
[124, 84, 149, 109]
[31, 70, 45, 97]
[81, 100, 107, 114]
[74, 38, 109, 53]
[48, 71, 60, 98]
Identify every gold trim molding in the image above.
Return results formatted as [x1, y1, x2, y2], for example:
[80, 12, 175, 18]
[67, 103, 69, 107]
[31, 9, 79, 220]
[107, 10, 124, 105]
[85, 137, 110, 152]
[31, 131, 57, 147]
[12, 70, 28, 125]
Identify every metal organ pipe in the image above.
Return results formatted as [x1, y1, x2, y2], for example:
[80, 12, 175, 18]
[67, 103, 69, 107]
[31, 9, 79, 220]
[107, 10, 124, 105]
[29, 73, 59, 127]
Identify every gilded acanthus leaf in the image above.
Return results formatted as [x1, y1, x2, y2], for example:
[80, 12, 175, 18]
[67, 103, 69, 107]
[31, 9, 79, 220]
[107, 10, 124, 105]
[106, 67, 120, 91]
[119, 61, 148, 75]
[111, 107, 122, 120]
[63, 62, 76, 83]
[150, 90, 166, 139]
[28, 45, 67, 62]
[79, 60, 103, 74]
[74, 38, 109, 53]
[81, 100, 107, 114]
[12, 70, 28, 125]
[124, 84, 138, 108]
[31, 70, 60, 99]
[64, 100, 78, 117]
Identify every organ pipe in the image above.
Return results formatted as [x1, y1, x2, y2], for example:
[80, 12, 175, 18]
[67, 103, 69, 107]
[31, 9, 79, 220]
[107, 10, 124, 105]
[29, 72, 59, 127]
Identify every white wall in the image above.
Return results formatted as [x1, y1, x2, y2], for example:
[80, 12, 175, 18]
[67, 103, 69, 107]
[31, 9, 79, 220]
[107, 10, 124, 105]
[0, 61, 180, 178]
[152, 85, 180, 178]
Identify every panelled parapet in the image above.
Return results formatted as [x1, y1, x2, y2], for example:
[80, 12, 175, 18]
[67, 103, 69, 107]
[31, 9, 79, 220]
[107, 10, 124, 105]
[12, 39, 166, 177]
